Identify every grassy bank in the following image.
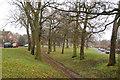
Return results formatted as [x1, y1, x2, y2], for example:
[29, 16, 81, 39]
[2, 48, 68, 78]
[47, 47, 118, 78]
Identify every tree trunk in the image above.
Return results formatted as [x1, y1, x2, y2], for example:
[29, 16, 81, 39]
[66, 39, 69, 48]
[48, 24, 52, 54]
[26, 23, 31, 51]
[31, 31, 35, 55]
[34, 13, 41, 60]
[53, 31, 56, 52]
[80, 30, 85, 60]
[72, 13, 78, 57]
[53, 39, 56, 52]
[107, 24, 117, 66]
[62, 34, 66, 54]
[28, 18, 35, 55]
[107, 2, 120, 66]
[80, 14, 88, 60]
[107, 16, 119, 66]
[34, 27, 41, 60]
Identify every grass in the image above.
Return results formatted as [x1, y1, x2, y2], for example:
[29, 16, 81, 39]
[2, 48, 68, 78]
[47, 47, 119, 78]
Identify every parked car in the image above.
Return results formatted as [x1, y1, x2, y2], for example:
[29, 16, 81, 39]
[115, 49, 120, 54]
[100, 49, 105, 52]
[24, 44, 28, 47]
[106, 48, 120, 54]
[89, 46, 92, 48]
[98, 48, 101, 50]
[106, 48, 110, 54]
[4, 42, 13, 48]
[12, 43, 18, 48]
[98, 48, 105, 52]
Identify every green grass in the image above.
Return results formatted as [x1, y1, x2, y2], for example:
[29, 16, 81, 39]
[2, 48, 68, 78]
[48, 47, 118, 78]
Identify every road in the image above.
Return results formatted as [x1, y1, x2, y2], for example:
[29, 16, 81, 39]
[92, 48, 106, 54]
[92, 48, 120, 55]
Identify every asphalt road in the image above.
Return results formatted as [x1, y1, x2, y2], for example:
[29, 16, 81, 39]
[92, 48, 106, 54]
[92, 48, 120, 56]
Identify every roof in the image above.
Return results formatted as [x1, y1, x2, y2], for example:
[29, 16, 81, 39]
[0, 31, 11, 36]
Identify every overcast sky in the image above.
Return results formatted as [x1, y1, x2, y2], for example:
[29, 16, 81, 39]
[0, 0, 119, 40]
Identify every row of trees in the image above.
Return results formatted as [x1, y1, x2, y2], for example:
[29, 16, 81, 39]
[11, 0, 120, 66]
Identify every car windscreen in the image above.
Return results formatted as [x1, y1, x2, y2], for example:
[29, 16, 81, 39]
[5, 43, 10, 45]
[107, 48, 110, 51]
[13, 43, 17, 45]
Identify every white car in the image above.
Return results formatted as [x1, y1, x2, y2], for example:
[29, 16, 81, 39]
[24, 44, 28, 47]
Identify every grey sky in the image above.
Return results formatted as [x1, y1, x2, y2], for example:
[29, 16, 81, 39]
[0, 0, 118, 40]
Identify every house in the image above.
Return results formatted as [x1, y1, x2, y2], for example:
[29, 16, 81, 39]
[0, 29, 14, 43]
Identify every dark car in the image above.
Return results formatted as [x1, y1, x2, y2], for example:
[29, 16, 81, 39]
[106, 48, 120, 54]
[4, 42, 13, 48]
[12, 43, 18, 48]
[106, 48, 110, 54]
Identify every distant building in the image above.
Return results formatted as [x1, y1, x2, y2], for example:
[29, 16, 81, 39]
[0, 29, 20, 45]
[0, 29, 14, 43]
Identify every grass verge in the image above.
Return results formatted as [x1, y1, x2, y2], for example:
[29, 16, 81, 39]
[48, 47, 118, 78]
[2, 48, 68, 78]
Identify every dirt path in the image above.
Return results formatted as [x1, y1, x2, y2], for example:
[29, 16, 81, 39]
[42, 52, 88, 79]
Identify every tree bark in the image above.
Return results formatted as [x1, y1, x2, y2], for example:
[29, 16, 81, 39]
[62, 34, 66, 54]
[107, 16, 119, 66]
[53, 38, 56, 52]
[48, 24, 52, 54]
[72, 1, 79, 58]
[107, 2, 120, 66]
[66, 39, 69, 48]
[34, 10, 42, 60]
[26, 23, 31, 51]
[31, 30, 35, 55]
[53, 30, 56, 52]
[80, 14, 88, 60]
[34, 28, 41, 60]
[53, 40, 56, 52]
